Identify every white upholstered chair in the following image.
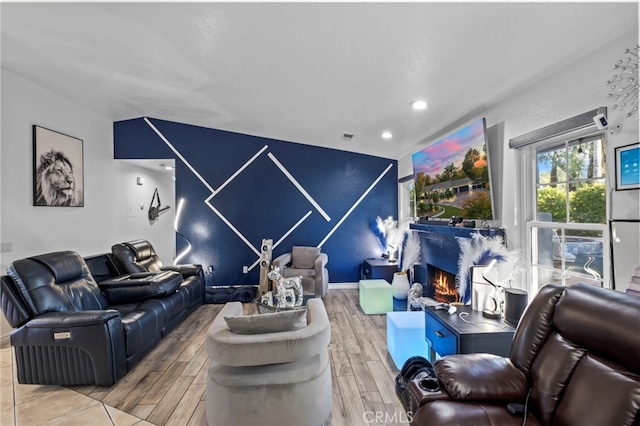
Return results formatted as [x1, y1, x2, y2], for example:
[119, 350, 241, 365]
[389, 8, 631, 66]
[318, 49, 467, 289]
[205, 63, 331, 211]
[205, 298, 332, 426]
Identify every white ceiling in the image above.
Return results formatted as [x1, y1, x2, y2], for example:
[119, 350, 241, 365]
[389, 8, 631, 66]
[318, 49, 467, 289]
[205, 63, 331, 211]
[1, 2, 637, 160]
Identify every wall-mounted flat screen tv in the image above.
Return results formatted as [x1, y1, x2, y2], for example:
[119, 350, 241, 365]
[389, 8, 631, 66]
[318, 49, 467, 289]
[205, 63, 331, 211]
[411, 117, 494, 220]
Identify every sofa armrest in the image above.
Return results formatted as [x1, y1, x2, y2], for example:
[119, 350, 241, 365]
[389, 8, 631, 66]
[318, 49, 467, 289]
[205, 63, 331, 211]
[10, 310, 127, 385]
[161, 264, 203, 278]
[207, 298, 330, 367]
[314, 253, 328, 272]
[272, 253, 292, 269]
[26, 310, 120, 328]
[435, 353, 529, 402]
[1, 275, 33, 328]
[406, 379, 452, 414]
[26, 309, 120, 328]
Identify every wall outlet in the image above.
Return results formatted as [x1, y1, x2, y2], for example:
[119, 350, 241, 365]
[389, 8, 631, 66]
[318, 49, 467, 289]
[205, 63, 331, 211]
[0, 242, 13, 253]
[242, 266, 249, 273]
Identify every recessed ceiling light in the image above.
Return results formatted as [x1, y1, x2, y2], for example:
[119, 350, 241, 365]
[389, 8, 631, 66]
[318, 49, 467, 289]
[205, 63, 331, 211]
[411, 100, 428, 110]
[381, 131, 393, 139]
[165, 165, 174, 170]
[159, 163, 174, 170]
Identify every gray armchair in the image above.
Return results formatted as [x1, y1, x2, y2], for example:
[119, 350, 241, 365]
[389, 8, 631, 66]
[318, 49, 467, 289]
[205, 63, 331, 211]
[272, 246, 328, 297]
[206, 298, 332, 426]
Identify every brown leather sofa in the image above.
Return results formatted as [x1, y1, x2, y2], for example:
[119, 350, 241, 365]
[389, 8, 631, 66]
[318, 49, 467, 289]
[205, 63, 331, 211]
[406, 283, 640, 425]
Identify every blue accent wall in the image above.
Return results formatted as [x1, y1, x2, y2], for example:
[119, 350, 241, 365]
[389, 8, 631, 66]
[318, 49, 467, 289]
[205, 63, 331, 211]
[114, 117, 398, 286]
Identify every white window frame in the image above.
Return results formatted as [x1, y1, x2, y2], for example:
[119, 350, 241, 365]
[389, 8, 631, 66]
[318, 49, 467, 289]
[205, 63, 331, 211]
[520, 127, 610, 298]
[399, 177, 416, 225]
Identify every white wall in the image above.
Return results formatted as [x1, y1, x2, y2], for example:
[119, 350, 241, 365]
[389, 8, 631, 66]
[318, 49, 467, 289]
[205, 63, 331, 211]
[114, 161, 175, 263]
[399, 30, 639, 284]
[0, 69, 175, 341]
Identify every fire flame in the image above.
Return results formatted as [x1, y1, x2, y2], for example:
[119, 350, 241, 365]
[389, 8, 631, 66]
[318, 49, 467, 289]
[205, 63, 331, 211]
[433, 270, 460, 304]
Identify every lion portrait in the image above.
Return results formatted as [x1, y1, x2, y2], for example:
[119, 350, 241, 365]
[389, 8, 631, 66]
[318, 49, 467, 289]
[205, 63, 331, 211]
[35, 150, 83, 206]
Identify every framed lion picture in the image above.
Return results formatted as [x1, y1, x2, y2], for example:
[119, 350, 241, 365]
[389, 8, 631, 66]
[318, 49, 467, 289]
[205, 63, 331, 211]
[33, 125, 84, 207]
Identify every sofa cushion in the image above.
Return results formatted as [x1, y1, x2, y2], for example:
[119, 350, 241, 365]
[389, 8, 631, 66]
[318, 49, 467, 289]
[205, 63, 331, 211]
[435, 353, 528, 402]
[529, 332, 586, 423]
[224, 309, 307, 335]
[139, 291, 187, 325]
[84, 253, 120, 283]
[291, 247, 320, 269]
[282, 268, 315, 279]
[121, 308, 161, 357]
[126, 240, 154, 262]
[7, 251, 109, 315]
[43, 252, 85, 283]
[553, 354, 640, 426]
[411, 400, 542, 426]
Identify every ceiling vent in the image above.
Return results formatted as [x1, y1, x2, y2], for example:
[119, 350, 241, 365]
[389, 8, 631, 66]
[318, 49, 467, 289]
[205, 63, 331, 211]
[341, 133, 354, 142]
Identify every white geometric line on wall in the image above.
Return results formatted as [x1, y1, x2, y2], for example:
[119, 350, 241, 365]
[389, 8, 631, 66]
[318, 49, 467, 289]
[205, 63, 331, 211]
[247, 209, 314, 272]
[144, 117, 215, 193]
[145, 118, 393, 272]
[273, 210, 313, 250]
[248, 258, 262, 271]
[146, 118, 262, 256]
[317, 162, 394, 248]
[213, 145, 269, 195]
[267, 152, 331, 222]
[206, 202, 261, 256]
[145, 118, 326, 262]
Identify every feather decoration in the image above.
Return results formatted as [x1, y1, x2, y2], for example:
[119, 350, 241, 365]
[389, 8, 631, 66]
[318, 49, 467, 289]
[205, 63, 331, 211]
[373, 216, 407, 259]
[400, 231, 421, 272]
[456, 233, 520, 304]
[371, 217, 387, 250]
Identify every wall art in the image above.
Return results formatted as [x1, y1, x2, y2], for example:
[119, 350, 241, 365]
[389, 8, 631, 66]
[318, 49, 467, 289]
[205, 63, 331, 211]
[33, 125, 84, 207]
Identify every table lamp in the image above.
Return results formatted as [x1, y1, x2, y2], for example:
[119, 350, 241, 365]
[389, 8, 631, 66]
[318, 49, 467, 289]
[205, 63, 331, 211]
[481, 259, 502, 319]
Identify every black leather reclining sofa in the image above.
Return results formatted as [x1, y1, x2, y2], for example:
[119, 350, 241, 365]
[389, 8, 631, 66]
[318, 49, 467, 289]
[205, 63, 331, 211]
[1, 241, 204, 386]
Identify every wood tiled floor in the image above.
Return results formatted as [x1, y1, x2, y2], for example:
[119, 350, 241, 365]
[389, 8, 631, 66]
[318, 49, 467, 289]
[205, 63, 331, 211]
[1, 289, 406, 425]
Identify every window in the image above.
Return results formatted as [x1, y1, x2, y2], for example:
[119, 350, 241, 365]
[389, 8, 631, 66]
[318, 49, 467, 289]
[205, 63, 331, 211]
[399, 178, 416, 224]
[526, 133, 609, 291]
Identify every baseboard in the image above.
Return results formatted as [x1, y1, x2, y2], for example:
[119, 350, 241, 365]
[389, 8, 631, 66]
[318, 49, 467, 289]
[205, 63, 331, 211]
[205, 283, 360, 290]
[328, 282, 358, 289]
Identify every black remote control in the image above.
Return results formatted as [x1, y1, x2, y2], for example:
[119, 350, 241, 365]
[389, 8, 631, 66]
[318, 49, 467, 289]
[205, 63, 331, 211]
[507, 403, 525, 415]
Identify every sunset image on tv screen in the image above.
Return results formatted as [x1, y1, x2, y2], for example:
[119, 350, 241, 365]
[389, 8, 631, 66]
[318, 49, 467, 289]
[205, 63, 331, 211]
[411, 118, 493, 220]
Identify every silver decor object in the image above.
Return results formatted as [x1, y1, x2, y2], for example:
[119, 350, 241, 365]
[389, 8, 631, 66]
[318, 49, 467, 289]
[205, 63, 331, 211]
[407, 283, 424, 311]
[606, 45, 639, 118]
[267, 266, 304, 308]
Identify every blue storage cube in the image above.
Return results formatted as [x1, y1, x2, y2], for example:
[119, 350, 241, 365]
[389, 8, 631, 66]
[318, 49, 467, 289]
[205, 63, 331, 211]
[386, 311, 429, 369]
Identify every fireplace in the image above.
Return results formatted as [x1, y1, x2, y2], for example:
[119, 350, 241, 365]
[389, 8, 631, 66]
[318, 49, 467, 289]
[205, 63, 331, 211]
[410, 223, 506, 304]
[426, 264, 459, 303]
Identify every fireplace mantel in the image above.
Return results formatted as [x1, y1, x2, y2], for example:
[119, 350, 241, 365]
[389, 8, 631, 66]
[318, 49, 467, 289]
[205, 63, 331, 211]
[409, 223, 504, 239]
[409, 223, 505, 293]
